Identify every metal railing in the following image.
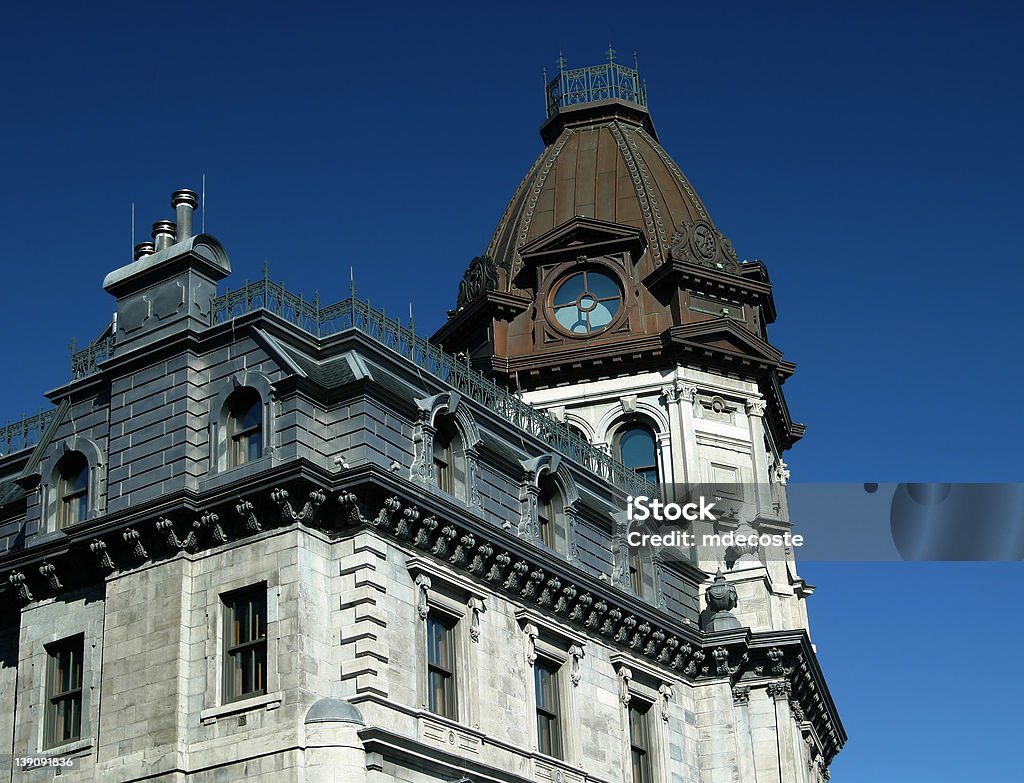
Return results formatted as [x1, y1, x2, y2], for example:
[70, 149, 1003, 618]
[70, 320, 116, 380]
[212, 275, 655, 497]
[546, 61, 647, 119]
[0, 409, 56, 455]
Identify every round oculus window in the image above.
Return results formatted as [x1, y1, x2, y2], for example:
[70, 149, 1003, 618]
[551, 270, 622, 335]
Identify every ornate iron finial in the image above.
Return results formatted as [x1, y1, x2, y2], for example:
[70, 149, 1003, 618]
[606, 43, 616, 63]
[349, 266, 356, 299]
[262, 259, 270, 280]
[556, 51, 567, 70]
[633, 51, 639, 71]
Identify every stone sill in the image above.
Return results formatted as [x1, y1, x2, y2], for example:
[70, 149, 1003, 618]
[42, 736, 95, 758]
[200, 691, 283, 724]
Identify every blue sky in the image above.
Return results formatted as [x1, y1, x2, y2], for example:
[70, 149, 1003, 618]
[1, 1, 1021, 778]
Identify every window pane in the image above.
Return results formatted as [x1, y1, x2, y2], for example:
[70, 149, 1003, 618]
[228, 389, 263, 467]
[589, 300, 616, 328]
[46, 637, 83, 748]
[426, 616, 457, 718]
[535, 661, 562, 761]
[535, 663, 559, 713]
[585, 270, 620, 300]
[553, 273, 585, 306]
[246, 433, 263, 462]
[630, 704, 652, 783]
[240, 399, 261, 430]
[554, 304, 582, 331]
[620, 427, 655, 468]
[224, 587, 267, 701]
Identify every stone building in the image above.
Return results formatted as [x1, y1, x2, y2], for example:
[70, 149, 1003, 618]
[0, 58, 844, 782]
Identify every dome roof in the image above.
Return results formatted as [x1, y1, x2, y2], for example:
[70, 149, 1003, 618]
[304, 697, 364, 725]
[486, 72, 719, 288]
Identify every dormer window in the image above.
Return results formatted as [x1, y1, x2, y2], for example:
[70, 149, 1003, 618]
[538, 473, 564, 553]
[227, 388, 263, 467]
[56, 451, 89, 528]
[432, 414, 469, 501]
[551, 269, 622, 335]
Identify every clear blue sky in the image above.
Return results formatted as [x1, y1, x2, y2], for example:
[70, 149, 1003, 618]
[1, 2, 1021, 778]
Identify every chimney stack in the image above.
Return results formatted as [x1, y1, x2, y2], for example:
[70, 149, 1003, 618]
[171, 189, 200, 241]
[133, 241, 156, 261]
[152, 220, 176, 251]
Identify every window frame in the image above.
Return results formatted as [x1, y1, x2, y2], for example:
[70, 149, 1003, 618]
[222, 584, 269, 704]
[426, 613, 458, 720]
[615, 423, 659, 484]
[408, 557, 486, 730]
[431, 413, 466, 500]
[226, 387, 264, 468]
[548, 267, 625, 337]
[534, 657, 563, 759]
[517, 608, 585, 765]
[43, 635, 85, 750]
[612, 656, 671, 783]
[628, 699, 654, 783]
[55, 452, 90, 529]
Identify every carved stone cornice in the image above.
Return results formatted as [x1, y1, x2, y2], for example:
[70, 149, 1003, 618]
[0, 466, 844, 764]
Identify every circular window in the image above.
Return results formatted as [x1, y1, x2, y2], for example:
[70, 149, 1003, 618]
[551, 270, 622, 335]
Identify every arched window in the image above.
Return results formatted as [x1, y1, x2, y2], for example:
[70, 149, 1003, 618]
[618, 425, 658, 483]
[538, 473, 564, 552]
[227, 388, 263, 467]
[433, 415, 467, 500]
[56, 451, 89, 528]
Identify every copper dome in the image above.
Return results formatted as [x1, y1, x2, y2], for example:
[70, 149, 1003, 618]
[485, 71, 723, 291]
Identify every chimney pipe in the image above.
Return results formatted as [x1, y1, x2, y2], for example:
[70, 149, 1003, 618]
[152, 220, 176, 251]
[133, 241, 156, 261]
[171, 189, 199, 241]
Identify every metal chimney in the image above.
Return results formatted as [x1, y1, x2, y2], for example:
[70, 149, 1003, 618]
[152, 220, 176, 251]
[133, 241, 156, 261]
[171, 189, 199, 241]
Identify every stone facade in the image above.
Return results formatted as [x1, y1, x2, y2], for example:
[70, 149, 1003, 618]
[0, 64, 844, 783]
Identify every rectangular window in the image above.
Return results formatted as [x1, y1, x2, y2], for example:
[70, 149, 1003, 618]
[629, 550, 644, 596]
[44, 635, 84, 749]
[433, 444, 452, 494]
[629, 702, 653, 783]
[538, 501, 555, 549]
[535, 660, 562, 758]
[426, 615, 457, 719]
[223, 585, 267, 702]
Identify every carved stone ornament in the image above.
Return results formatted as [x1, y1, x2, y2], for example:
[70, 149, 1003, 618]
[198, 510, 228, 543]
[773, 461, 791, 485]
[236, 499, 262, 534]
[123, 528, 148, 561]
[8, 571, 33, 603]
[732, 686, 751, 705]
[414, 574, 431, 620]
[271, 487, 327, 524]
[705, 569, 738, 613]
[745, 398, 767, 418]
[668, 220, 740, 273]
[39, 561, 62, 593]
[658, 683, 672, 722]
[456, 254, 499, 309]
[90, 538, 116, 571]
[524, 623, 539, 667]
[617, 666, 633, 704]
[568, 644, 585, 687]
[468, 597, 486, 643]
